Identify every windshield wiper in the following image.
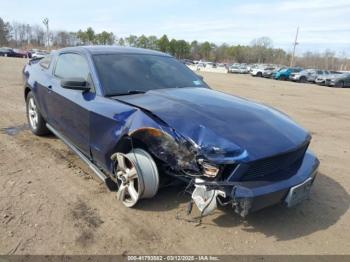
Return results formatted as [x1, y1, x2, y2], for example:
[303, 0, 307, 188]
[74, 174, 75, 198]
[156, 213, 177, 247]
[108, 90, 146, 96]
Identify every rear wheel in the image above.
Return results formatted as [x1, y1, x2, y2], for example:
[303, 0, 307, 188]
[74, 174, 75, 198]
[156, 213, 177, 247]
[26, 92, 50, 136]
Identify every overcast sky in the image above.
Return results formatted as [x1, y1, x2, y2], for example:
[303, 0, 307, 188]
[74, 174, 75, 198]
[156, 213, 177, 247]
[1, 0, 349, 55]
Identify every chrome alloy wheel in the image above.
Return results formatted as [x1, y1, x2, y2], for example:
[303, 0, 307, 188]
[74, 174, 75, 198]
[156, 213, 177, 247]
[114, 149, 159, 207]
[28, 97, 38, 130]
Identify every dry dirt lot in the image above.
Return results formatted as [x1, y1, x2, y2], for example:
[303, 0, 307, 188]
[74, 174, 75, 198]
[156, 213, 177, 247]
[0, 57, 349, 255]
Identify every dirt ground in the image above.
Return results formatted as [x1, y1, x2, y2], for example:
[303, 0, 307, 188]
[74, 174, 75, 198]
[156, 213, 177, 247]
[0, 57, 349, 255]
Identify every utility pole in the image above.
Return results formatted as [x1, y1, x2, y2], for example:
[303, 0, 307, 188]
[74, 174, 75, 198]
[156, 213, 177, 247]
[290, 26, 299, 67]
[42, 18, 49, 49]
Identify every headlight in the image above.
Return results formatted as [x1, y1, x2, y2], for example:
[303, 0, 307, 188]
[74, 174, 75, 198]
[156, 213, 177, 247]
[198, 159, 219, 178]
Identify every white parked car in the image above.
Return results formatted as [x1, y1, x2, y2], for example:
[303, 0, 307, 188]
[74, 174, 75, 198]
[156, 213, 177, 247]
[251, 66, 275, 77]
[31, 51, 50, 59]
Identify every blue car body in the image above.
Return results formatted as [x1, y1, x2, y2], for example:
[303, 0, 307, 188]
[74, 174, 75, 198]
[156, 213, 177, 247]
[23, 46, 319, 216]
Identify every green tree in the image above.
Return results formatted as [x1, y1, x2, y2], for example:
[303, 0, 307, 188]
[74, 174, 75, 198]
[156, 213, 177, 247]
[147, 35, 158, 50]
[125, 35, 138, 47]
[96, 31, 114, 45]
[199, 41, 211, 60]
[169, 39, 177, 56]
[175, 40, 190, 59]
[117, 37, 125, 46]
[157, 34, 170, 53]
[190, 40, 200, 59]
[136, 35, 149, 48]
[86, 27, 95, 44]
[77, 29, 88, 45]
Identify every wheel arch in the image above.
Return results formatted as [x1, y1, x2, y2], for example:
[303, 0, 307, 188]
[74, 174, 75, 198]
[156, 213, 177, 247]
[109, 127, 199, 175]
[24, 86, 31, 100]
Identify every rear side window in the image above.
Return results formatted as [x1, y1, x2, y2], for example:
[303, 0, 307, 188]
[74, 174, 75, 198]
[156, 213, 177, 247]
[39, 55, 52, 69]
[54, 53, 89, 80]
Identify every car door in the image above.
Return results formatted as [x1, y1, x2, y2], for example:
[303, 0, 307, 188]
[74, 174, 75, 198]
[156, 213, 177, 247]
[48, 52, 93, 156]
[31, 55, 54, 121]
[345, 74, 350, 86]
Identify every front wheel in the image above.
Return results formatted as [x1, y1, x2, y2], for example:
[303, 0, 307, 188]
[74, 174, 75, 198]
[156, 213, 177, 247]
[113, 148, 159, 207]
[336, 81, 344, 88]
[299, 76, 307, 83]
[280, 75, 287, 81]
[26, 92, 50, 136]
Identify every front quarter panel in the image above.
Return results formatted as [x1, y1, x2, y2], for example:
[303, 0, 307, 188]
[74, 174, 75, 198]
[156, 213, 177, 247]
[89, 96, 164, 173]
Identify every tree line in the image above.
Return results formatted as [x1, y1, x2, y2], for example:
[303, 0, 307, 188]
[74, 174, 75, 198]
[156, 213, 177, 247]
[0, 17, 349, 70]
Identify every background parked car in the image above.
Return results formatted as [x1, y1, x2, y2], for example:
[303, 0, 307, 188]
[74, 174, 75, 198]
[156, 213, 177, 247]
[271, 67, 286, 79]
[263, 67, 277, 78]
[250, 66, 265, 77]
[229, 64, 241, 73]
[31, 51, 49, 59]
[238, 65, 250, 74]
[274, 67, 303, 80]
[289, 69, 329, 83]
[327, 73, 350, 88]
[315, 71, 342, 85]
[14, 49, 30, 58]
[251, 66, 276, 77]
[0, 47, 29, 58]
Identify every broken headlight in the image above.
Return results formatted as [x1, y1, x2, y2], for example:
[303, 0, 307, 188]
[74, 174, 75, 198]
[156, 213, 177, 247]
[198, 159, 219, 178]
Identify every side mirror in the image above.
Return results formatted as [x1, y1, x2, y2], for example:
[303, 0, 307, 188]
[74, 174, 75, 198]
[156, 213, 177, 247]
[61, 78, 90, 91]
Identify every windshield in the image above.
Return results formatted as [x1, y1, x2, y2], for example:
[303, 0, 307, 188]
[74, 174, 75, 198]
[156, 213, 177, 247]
[93, 54, 208, 96]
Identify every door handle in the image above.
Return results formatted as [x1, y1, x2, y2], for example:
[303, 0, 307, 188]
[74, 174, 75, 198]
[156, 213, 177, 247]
[47, 85, 52, 89]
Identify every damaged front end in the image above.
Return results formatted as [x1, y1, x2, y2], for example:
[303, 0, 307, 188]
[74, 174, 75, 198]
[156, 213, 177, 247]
[107, 95, 319, 218]
[126, 124, 254, 217]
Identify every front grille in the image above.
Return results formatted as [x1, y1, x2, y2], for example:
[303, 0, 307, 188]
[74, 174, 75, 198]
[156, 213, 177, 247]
[241, 142, 309, 181]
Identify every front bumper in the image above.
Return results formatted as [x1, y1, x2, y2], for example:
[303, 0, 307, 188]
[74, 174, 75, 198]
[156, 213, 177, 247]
[231, 151, 319, 216]
[327, 81, 337, 86]
[289, 75, 300, 81]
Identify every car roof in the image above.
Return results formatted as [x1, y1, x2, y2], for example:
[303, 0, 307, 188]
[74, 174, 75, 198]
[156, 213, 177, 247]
[58, 45, 171, 57]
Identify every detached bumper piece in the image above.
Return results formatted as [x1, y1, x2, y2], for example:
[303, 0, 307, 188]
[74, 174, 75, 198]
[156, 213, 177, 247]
[191, 151, 319, 217]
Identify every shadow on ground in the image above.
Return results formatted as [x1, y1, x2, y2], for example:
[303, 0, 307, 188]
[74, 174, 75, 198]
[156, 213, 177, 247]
[135, 184, 190, 212]
[212, 173, 349, 240]
[135, 172, 349, 241]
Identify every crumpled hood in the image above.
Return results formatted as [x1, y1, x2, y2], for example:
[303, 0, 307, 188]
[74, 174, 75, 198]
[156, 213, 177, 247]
[115, 87, 310, 162]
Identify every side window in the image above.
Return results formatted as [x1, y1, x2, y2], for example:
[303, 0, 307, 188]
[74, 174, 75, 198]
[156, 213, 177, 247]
[54, 53, 89, 80]
[39, 55, 52, 69]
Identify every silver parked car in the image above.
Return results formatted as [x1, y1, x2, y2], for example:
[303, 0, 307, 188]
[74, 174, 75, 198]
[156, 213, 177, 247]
[289, 69, 329, 83]
[315, 71, 343, 86]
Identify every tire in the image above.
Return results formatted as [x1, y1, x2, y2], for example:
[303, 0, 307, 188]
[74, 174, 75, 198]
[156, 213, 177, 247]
[299, 76, 307, 83]
[26, 92, 50, 136]
[336, 81, 344, 88]
[257, 72, 262, 77]
[114, 148, 159, 207]
[280, 75, 287, 81]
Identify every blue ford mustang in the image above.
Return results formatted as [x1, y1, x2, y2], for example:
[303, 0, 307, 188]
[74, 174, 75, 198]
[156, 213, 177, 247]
[23, 46, 319, 217]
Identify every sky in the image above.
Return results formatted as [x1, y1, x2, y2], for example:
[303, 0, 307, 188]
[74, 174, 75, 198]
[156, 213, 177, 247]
[1, 0, 349, 55]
